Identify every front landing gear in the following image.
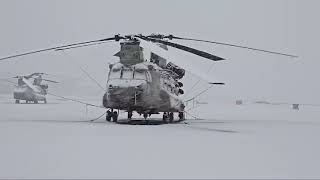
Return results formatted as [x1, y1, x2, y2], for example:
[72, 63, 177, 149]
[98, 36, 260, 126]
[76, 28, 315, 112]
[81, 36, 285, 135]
[106, 110, 118, 122]
[106, 110, 112, 121]
[112, 111, 118, 122]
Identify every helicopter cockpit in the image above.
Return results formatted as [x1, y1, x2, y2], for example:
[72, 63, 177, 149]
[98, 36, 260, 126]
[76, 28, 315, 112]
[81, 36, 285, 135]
[108, 63, 151, 84]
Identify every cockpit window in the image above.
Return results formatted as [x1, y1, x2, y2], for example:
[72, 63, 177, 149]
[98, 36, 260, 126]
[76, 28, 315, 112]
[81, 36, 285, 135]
[121, 68, 133, 79]
[109, 66, 147, 80]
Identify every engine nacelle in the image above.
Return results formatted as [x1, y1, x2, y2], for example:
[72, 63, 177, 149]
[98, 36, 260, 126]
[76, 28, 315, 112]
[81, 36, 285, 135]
[166, 62, 185, 79]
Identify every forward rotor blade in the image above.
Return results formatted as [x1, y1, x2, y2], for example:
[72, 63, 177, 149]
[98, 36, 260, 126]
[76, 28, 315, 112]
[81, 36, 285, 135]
[169, 35, 298, 58]
[22, 78, 40, 93]
[42, 78, 59, 83]
[0, 37, 117, 61]
[55, 41, 112, 51]
[136, 35, 225, 61]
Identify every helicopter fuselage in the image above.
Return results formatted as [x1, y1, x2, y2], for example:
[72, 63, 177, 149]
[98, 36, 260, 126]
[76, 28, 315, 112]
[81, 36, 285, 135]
[13, 77, 48, 103]
[103, 62, 185, 114]
[102, 40, 185, 115]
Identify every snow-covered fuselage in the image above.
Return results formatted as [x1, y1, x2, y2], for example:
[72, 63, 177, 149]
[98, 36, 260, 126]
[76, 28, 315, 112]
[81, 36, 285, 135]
[13, 77, 47, 103]
[102, 40, 185, 114]
[103, 62, 185, 114]
[13, 85, 46, 101]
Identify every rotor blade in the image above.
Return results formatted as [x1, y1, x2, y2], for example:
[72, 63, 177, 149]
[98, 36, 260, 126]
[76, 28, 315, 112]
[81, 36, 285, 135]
[136, 35, 225, 61]
[169, 35, 298, 58]
[209, 82, 225, 85]
[0, 37, 117, 61]
[55, 41, 112, 51]
[22, 78, 41, 93]
[27, 73, 45, 78]
[139, 39, 217, 83]
[42, 78, 59, 83]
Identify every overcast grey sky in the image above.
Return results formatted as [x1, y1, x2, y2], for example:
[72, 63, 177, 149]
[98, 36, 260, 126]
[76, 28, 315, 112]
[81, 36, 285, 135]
[0, 0, 318, 104]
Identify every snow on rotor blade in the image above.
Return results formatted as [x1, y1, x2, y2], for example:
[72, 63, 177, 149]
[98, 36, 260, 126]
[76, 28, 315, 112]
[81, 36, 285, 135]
[139, 39, 218, 83]
[22, 78, 41, 93]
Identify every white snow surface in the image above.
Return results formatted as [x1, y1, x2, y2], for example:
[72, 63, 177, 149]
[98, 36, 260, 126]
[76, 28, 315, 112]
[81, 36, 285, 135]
[0, 94, 320, 179]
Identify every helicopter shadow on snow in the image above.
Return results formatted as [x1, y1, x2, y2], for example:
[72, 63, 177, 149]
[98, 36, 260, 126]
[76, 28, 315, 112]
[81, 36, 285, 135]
[113, 118, 240, 134]
[0, 118, 240, 134]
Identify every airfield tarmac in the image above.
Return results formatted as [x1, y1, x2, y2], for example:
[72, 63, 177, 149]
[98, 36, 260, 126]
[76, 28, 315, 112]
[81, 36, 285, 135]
[0, 94, 320, 179]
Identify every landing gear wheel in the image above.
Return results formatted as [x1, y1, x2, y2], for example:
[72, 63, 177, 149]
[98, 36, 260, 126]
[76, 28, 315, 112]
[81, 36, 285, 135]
[128, 111, 133, 119]
[15, 100, 20, 104]
[162, 112, 168, 124]
[44, 99, 47, 104]
[178, 112, 185, 121]
[106, 110, 112, 121]
[143, 113, 148, 119]
[34, 100, 38, 104]
[112, 111, 118, 122]
[143, 113, 149, 124]
[169, 112, 174, 123]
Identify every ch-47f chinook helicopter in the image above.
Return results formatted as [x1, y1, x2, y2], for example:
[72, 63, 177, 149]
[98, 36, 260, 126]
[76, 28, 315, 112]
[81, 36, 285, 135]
[0, 34, 297, 123]
[12, 73, 59, 104]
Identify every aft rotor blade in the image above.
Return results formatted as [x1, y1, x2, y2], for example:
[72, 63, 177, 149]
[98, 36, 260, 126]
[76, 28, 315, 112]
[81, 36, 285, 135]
[169, 35, 298, 58]
[42, 79, 59, 83]
[0, 37, 117, 61]
[209, 82, 225, 85]
[136, 35, 225, 61]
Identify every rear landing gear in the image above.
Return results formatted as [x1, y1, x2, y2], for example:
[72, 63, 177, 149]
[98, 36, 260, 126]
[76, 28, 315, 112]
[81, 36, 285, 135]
[178, 112, 185, 121]
[44, 99, 47, 104]
[143, 113, 148, 119]
[15, 100, 20, 104]
[128, 111, 133, 119]
[162, 112, 168, 123]
[143, 113, 149, 124]
[169, 112, 174, 123]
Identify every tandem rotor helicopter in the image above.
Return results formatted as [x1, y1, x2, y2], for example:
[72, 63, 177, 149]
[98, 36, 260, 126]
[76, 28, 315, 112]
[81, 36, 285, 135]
[0, 34, 297, 124]
[12, 73, 59, 104]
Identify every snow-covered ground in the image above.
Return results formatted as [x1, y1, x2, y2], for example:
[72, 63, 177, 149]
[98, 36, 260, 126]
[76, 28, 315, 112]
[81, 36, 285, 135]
[0, 94, 320, 179]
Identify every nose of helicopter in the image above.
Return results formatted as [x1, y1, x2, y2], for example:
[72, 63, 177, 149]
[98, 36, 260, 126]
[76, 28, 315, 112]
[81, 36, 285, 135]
[103, 79, 146, 108]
